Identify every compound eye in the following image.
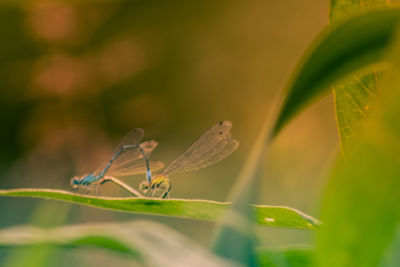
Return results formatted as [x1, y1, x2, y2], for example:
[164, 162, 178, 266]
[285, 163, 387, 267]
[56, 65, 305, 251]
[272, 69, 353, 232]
[139, 181, 149, 193]
[70, 177, 79, 187]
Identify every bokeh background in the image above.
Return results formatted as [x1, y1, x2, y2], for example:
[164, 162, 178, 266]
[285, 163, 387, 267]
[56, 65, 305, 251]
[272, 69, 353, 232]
[0, 1, 336, 265]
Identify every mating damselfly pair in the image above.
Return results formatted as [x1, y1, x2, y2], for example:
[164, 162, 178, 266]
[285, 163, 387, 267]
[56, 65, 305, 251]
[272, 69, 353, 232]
[71, 121, 239, 198]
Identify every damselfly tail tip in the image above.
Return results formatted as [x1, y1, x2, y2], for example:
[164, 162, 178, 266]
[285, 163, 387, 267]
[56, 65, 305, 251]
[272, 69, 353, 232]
[139, 181, 150, 194]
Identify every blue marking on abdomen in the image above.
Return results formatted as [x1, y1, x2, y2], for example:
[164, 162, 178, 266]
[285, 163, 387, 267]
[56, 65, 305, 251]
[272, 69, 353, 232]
[80, 174, 97, 185]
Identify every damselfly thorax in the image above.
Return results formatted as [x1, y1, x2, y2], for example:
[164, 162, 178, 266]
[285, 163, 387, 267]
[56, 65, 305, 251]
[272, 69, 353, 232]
[139, 174, 171, 199]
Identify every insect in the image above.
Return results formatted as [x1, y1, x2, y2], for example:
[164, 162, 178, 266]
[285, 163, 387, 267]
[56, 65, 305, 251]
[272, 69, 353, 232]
[70, 128, 164, 195]
[139, 120, 239, 198]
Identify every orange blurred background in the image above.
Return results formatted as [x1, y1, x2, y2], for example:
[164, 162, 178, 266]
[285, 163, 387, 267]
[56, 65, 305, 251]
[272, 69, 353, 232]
[0, 0, 336, 265]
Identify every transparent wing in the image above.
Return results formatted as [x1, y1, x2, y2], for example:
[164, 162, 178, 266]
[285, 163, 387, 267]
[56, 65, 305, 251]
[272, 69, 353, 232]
[106, 140, 160, 175]
[163, 120, 239, 175]
[93, 128, 145, 176]
[140, 140, 159, 157]
[111, 128, 145, 153]
[108, 160, 165, 177]
[171, 139, 238, 173]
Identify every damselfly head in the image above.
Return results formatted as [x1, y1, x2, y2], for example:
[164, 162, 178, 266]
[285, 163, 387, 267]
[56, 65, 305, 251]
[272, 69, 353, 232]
[70, 176, 81, 189]
[139, 174, 172, 198]
[139, 181, 150, 193]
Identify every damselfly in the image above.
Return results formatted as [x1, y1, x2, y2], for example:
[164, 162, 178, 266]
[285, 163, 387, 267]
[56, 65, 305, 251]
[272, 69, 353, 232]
[139, 121, 239, 198]
[70, 128, 164, 196]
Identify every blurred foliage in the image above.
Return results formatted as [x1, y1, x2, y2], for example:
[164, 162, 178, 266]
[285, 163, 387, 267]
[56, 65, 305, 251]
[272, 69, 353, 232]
[258, 248, 313, 267]
[2, 201, 70, 267]
[0, 220, 237, 267]
[316, 29, 400, 266]
[212, 116, 272, 265]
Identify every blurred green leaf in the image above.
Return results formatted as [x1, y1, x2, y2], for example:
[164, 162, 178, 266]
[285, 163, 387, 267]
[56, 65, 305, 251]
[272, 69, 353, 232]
[2, 201, 70, 267]
[212, 121, 272, 265]
[0, 220, 237, 267]
[330, 1, 388, 152]
[333, 70, 380, 151]
[316, 28, 400, 267]
[317, 141, 400, 266]
[379, 229, 400, 267]
[0, 188, 319, 229]
[258, 248, 313, 267]
[271, 8, 400, 137]
[0, 221, 314, 267]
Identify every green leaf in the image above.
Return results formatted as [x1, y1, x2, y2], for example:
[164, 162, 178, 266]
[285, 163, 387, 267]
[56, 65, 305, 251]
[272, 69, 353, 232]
[258, 248, 313, 267]
[0, 188, 319, 230]
[316, 27, 400, 267]
[0, 220, 237, 267]
[271, 8, 400, 137]
[330, 1, 388, 152]
[317, 141, 400, 267]
[333, 70, 379, 151]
